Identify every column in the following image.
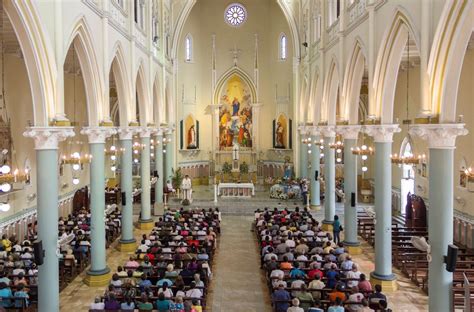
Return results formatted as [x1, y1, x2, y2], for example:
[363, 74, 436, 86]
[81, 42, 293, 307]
[321, 126, 336, 231]
[299, 127, 308, 178]
[164, 129, 174, 184]
[154, 129, 164, 209]
[309, 127, 321, 209]
[410, 124, 468, 311]
[339, 125, 362, 254]
[365, 125, 400, 291]
[117, 127, 138, 252]
[251, 103, 263, 152]
[81, 127, 117, 286]
[138, 128, 153, 229]
[24, 127, 74, 312]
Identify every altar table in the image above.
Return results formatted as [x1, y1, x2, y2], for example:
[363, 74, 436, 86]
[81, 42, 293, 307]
[217, 182, 255, 197]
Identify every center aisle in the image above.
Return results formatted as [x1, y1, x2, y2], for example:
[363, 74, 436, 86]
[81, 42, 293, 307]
[207, 215, 272, 312]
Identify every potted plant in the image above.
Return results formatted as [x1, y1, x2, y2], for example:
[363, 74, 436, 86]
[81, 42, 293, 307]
[171, 168, 183, 195]
[239, 161, 249, 174]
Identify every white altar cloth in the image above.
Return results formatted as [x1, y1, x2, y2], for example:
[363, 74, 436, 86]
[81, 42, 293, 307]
[217, 182, 255, 197]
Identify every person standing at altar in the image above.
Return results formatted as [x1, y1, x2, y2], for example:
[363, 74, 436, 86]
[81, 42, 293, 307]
[301, 180, 308, 206]
[181, 175, 193, 204]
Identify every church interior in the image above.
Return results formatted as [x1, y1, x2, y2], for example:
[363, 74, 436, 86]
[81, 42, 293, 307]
[0, 0, 472, 311]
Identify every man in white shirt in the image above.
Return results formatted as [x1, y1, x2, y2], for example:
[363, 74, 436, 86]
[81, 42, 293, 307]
[346, 264, 362, 288]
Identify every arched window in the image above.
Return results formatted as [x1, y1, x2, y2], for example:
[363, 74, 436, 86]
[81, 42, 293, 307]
[185, 34, 193, 62]
[279, 33, 287, 61]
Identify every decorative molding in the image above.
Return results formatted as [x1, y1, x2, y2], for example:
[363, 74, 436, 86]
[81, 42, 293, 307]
[321, 125, 337, 138]
[81, 127, 117, 144]
[118, 127, 142, 140]
[23, 127, 75, 150]
[139, 127, 154, 138]
[338, 125, 361, 140]
[363, 124, 400, 142]
[409, 124, 468, 149]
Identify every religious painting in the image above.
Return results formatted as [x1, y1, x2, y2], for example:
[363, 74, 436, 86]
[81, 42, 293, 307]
[182, 115, 198, 150]
[219, 75, 252, 149]
[273, 114, 288, 149]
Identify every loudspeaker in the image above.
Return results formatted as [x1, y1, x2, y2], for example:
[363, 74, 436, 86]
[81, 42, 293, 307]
[351, 192, 356, 207]
[315, 170, 319, 181]
[153, 170, 159, 178]
[33, 240, 44, 266]
[445, 244, 458, 272]
[121, 192, 126, 206]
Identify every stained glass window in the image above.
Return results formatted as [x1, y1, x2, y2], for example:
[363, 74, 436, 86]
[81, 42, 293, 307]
[225, 4, 247, 27]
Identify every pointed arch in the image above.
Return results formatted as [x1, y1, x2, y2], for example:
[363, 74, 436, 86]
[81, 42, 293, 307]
[4, 0, 57, 126]
[63, 16, 103, 126]
[165, 79, 174, 124]
[371, 8, 421, 123]
[214, 67, 257, 105]
[152, 72, 163, 125]
[428, 0, 474, 122]
[109, 42, 131, 126]
[135, 61, 150, 125]
[322, 58, 340, 125]
[342, 39, 367, 124]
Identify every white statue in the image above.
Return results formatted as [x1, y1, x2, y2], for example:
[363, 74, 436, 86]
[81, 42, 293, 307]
[181, 174, 193, 203]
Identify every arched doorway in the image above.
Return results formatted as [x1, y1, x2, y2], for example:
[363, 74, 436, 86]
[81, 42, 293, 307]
[400, 138, 415, 215]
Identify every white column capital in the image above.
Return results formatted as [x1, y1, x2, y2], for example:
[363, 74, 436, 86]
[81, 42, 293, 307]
[321, 125, 337, 138]
[153, 128, 164, 137]
[338, 125, 361, 140]
[297, 125, 309, 135]
[307, 126, 322, 137]
[364, 124, 400, 142]
[139, 127, 154, 138]
[409, 124, 468, 149]
[81, 127, 117, 144]
[23, 127, 75, 150]
[118, 127, 141, 140]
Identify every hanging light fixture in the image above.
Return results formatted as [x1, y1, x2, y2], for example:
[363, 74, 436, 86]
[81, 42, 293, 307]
[390, 31, 425, 166]
[352, 131, 374, 172]
[329, 134, 344, 163]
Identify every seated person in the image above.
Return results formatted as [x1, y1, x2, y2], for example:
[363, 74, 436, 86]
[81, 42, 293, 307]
[166, 180, 176, 193]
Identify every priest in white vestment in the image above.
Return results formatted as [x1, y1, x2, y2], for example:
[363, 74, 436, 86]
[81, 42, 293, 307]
[181, 175, 193, 203]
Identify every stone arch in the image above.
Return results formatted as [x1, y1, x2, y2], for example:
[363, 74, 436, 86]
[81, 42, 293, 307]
[152, 73, 162, 125]
[371, 8, 421, 123]
[322, 57, 340, 125]
[428, 1, 474, 122]
[134, 61, 150, 125]
[342, 39, 367, 124]
[4, 0, 57, 126]
[63, 16, 103, 126]
[109, 42, 131, 126]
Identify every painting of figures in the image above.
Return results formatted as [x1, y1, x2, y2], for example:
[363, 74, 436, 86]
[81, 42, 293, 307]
[219, 74, 253, 149]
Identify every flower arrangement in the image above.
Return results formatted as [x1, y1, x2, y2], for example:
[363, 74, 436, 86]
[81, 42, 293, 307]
[239, 161, 249, 174]
[222, 162, 232, 174]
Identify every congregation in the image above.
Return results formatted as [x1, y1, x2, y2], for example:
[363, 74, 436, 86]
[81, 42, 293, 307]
[256, 207, 391, 312]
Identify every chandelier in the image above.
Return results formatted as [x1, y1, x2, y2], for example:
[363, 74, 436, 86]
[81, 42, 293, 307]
[351, 131, 374, 173]
[105, 136, 124, 173]
[329, 135, 344, 163]
[390, 153, 426, 165]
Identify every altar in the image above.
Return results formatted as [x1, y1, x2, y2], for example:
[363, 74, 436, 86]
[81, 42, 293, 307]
[218, 182, 255, 198]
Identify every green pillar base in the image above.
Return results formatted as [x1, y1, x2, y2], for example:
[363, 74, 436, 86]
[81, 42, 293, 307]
[370, 272, 398, 292]
[116, 240, 136, 252]
[321, 221, 333, 232]
[137, 219, 154, 230]
[310, 205, 322, 211]
[84, 268, 111, 287]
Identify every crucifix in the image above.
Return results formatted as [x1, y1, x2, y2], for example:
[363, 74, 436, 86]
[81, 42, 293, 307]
[230, 45, 242, 66]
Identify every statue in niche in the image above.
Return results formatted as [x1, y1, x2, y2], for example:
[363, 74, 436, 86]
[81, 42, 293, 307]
[187, 125, 197, 149]
[275, 122, 285, 148]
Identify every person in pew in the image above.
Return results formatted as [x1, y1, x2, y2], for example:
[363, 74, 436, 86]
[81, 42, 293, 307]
[110, 273, 122, 287]
[0, 272, 10, 287]
[90, 296, 105, 310]
[287, 298, 304, 312]
[328, 297, 345, 312]
[13, 272, 28, 287]
[280, 256, 293, 270]
[185, 282, 202, 304]
[326, 263, 339, 289]
[158, 281, 174, 299]
[157, 271, 174, 287]
[120, 296, 135, 311]
[116, 266, 127, 277]
[141, 256, 153, 275]
[104, 293, 120, 310]
[272, 283, 291, 312]
[296, 284, 314, 312]
[137, 294, 154, 311]
[307, 299, 324, 312]
[346, 286, 364, 312]
[122, 270, 136, 287]
[378, 299, 392, 312]
[357, 274, 372, 293]
[191, 298, 203, 312]
[0, 282, 12, 308]
[328, 285, 347, 303]
[308, 262, 324, 280]
[346, 264, 362, 288]
[289, 263, 307, 279]
[341, 255, 354, 273]
[138, 274, 152, 290]
[368, 284, 387, 309]
[125, 256, 139, 269]
[308, 274, 325, 299]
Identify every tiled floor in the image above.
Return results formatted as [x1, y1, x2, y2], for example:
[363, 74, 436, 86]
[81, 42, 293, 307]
[58, 186, 429, 311]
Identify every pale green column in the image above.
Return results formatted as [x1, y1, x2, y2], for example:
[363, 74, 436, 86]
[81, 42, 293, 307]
[343, 137, 359, 246]
[81, 127, 116, 283]
[139, 132, 152, 225]
[24, 127, 74, 312]
[410, 124, 467, 311]
[310, 133, 321, 208]
[300, 138, 308, 178]
[119, 133, 135, 245]
[323, 130, 336, 226]
[164, 131, 174, 183]
[154, 131, 164, 204]
[366, 125, 399, 287]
